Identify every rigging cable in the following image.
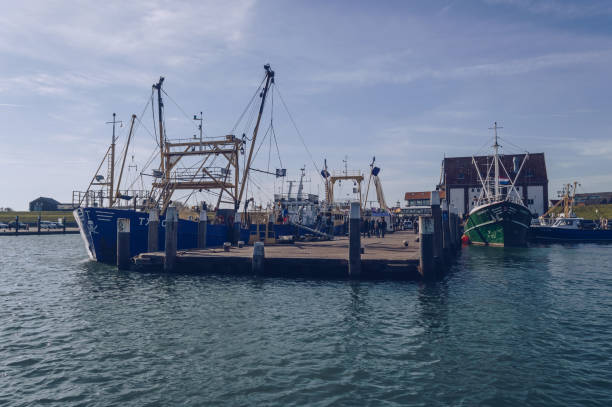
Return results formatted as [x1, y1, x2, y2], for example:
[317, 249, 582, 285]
[161, 88, 200, 132]
[276, 85, 320, 174]
[231, 75, 267, 134]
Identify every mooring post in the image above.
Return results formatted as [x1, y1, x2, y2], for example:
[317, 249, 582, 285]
[164, 206, 178, 272]
[147, 208, 159, 252]
[233, 212, 241, 245]
[349, 201, 361, 277]
[198, 209, 207, 249]
[37, 215, 41, 234]
[419, 216, 435, 279]
[252, 241, 265, 274]
[452, 213, 459, 251]
[442, 201, 451, 261]
[116, 218, 131, 270]
[15, 215, 19, 235]
[457, 215, 462, 249]
[449, 212, 456, 250]
[430, 191, 444, 270]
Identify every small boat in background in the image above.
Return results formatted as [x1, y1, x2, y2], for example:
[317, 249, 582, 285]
[530, 182, 612, 242]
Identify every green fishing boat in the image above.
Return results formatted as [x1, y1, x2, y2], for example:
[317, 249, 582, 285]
[464, 122, 532, 246]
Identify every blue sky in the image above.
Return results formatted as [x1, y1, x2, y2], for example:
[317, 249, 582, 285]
[1, 0, 612, 210]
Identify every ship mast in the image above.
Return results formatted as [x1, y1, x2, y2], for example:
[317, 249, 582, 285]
[490, 121, 503, 200]
[105, 113, 122, 207]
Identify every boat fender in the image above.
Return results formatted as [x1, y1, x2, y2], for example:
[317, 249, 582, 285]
[461, 234, 471, 245]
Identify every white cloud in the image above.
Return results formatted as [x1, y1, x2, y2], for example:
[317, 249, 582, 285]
[482, 0, 612, 18]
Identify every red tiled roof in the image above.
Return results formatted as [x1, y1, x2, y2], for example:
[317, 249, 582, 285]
[404, 191, 446, 201]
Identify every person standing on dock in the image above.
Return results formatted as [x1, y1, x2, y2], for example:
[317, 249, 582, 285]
[381, 218, 387, 238]
[361, 217, 366, 238]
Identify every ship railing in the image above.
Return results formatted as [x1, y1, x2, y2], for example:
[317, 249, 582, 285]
[169, 167, 231, 182]
[331, 170, 362, 177]
[72, 189, 155, 209]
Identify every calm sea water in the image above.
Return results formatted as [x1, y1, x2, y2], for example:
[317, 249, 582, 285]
[1, 234, 611, 406]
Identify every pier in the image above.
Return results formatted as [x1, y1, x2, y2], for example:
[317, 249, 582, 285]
[134, 230, 422, 280]
[130, 197, 463, 281]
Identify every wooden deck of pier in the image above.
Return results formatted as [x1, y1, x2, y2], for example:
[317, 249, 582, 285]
[133, 231, 422, 280]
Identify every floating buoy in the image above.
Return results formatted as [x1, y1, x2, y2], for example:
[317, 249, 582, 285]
[461, 234, 470, 245]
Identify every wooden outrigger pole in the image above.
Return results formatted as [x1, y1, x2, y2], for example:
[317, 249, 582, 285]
[236, 64, 275, 210]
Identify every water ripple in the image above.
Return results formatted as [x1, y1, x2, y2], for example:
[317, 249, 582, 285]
[1, 235, 612, 406]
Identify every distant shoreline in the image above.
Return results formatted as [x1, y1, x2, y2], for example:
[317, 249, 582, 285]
[0, 211, 77, 227]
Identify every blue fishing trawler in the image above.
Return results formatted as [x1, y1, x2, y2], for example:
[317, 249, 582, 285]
[74, 66, 278, 264]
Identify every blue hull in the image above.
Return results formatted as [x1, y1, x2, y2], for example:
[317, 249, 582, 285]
[529, 226, 612, 242]
[74, 207, 251, 264]
[74, 208, 346, 265]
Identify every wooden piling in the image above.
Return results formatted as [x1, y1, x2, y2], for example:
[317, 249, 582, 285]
[419, 216, 435, 279]
[15, 216, 19, 235]
[449, 213, 456, 250]
[116, 218, 131, 270]
[37, 215, 41, 234]
[430, 191, 444, 269]
[148, 208, 159, 252]
[442, 207, 451, 260]
[164, 206, 178, 272]
[62, 217, 66, 234]
[252, 241, 265, 273]
[348, 201, 361, 277]
[198, 209, 207, 249]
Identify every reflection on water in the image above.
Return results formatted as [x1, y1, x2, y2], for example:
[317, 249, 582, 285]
[1, 235, 611, 406]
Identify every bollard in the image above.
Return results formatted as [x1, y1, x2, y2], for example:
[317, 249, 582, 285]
[348, 201, 361, 277]
[452, 213, 459, 251]
[430, 191, 444, 270]
[148, 208, 159, 252]
[456, 216, 462, 250]
[252, 241, 265, 273]
[442, 209, 451, 260]
[233, 212, 241, 244]
[223, 242, 231, 252]
[164, 206, 178, 272]
[37, 215, 41, 234]
[419, 216, 435, 279]
[449, 213, 456, 250]
[116, 218, 131, 270]
[198, 209, 207, 249]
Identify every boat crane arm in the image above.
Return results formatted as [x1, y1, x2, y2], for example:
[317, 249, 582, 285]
[373, 175, 390, 212]
[472, 156, 491, 200]
[500, 152, 529, 205]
